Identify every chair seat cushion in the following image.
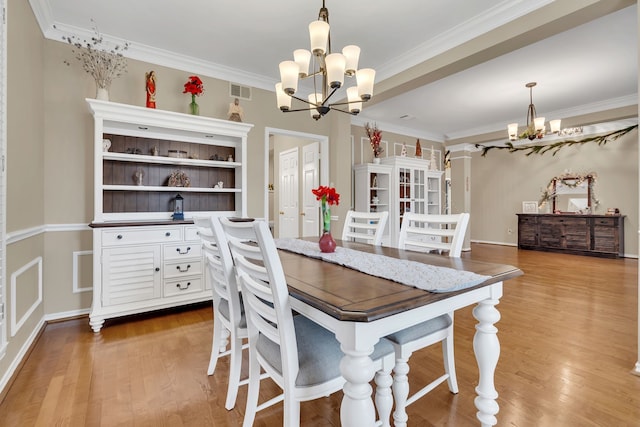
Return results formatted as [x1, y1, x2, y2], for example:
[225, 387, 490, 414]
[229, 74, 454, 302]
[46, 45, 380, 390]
[385, 314, 452, 345]
[258, 315, 394, 387]
[218, 297, 247, 329]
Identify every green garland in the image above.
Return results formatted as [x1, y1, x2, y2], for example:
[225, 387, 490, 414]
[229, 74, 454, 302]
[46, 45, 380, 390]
[475, 124, 637, 157]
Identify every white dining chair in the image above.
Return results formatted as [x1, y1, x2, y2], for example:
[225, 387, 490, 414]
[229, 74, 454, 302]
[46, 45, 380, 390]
[386, 212, 470, 427]
[193, 215, 249, 410]
[398, 212, 470, 256]
[341, 210, 389, 246]
[220, 218, 396, 427]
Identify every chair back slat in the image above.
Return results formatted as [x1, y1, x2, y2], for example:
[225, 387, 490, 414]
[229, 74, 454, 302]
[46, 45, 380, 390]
[341, 210, 389, 246]
[398, 212, 470, 257]
[220, 218, 300, 387]
[194, 216, 241, 321]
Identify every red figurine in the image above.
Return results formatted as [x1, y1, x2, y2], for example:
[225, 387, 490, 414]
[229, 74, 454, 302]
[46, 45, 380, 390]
[145, 71, 156, 108]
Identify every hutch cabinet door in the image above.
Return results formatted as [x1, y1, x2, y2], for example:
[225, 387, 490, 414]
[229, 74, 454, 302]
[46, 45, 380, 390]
[102, 245, 162, 306]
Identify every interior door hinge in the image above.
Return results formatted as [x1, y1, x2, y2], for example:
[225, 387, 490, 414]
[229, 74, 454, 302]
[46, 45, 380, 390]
[0, 302, 4, 320]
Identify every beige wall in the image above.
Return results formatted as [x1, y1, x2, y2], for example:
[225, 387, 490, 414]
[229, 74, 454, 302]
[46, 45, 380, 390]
[2, 0, 46, 392]
[466, 129, 638, 255]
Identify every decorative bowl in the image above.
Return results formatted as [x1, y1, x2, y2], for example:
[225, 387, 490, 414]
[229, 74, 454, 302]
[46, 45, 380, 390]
[168, 150, 188, 158]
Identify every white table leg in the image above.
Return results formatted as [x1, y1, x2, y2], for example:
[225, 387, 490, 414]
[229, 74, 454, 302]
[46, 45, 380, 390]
[374, 360, 393, 427]
[391, 357, 409, 427]
[472, 298, 501, 427]
[339, 349, 377, 427]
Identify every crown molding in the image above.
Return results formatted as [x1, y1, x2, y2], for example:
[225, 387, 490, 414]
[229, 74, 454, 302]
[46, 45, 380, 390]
[29, 0, 277, 92]
[351, 115, 445, 143]
[375, 0, 554, 82]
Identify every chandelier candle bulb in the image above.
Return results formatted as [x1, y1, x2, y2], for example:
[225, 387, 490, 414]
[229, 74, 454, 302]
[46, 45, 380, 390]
[357, 68, 376, 100]
[308, 93, 323, 119]
[347, 87, 361, 113]
[325, 53, 346, 88]
[279, 61, 299, 95]
[309, 20, 330, 55]
[294, 49, 311, 77]
[534, 117, 546, 133]
[275, 83, 291, 111]
[342, 45, 360, 75]
[508, 123, 519, 141]
[550, 119, 562, 133]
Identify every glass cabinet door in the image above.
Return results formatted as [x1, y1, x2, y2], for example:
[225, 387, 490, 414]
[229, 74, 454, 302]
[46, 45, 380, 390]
[412, 168, 426, 214]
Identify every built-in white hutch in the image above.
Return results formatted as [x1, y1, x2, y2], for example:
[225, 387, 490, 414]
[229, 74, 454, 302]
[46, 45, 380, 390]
[87, 99, 252, 332]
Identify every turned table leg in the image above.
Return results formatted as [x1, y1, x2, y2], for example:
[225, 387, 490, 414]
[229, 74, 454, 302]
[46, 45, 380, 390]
[473, 298, 501, 427]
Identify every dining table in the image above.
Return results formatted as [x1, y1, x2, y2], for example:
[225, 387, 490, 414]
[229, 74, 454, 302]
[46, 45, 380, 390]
[275, 237, 523, 427]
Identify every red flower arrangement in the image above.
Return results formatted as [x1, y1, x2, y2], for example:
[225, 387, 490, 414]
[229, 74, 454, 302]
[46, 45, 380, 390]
[312, 185, 340, 252]
[365, 122, 383, 158]
[312, 185, 340, 206]
[312, 185, 340, 236]
[183, 75, 204, 96]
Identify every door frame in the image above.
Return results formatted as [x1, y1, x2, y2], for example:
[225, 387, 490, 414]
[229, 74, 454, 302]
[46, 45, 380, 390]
[263, 127, 329, 227]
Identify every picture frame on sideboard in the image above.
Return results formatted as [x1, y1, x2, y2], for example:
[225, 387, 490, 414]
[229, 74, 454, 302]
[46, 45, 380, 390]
[522, 201, 538, 214]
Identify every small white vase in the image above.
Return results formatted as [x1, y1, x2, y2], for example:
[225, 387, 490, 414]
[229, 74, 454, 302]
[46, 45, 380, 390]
[373, 157, 380, 164]
[96, 87, 109, 101]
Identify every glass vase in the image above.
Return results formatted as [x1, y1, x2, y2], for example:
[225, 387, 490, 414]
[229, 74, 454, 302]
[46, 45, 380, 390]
[319, 202, 335, 253]
[189, 97, 199, 115]
[319, 231, 336, 253]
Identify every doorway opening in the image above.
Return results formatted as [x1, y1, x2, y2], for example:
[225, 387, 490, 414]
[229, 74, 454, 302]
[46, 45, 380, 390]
[264, 128, 329, 238]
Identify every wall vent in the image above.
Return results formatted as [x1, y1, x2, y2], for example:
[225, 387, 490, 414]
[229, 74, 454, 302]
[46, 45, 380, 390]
[230, 83, 251, 100]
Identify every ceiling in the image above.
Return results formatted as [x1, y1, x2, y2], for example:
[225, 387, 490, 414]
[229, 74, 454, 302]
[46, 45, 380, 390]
[30, 0, 638, 143]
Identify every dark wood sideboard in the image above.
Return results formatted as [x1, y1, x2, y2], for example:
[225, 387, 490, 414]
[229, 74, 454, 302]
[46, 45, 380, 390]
[517, 214, 625, 258]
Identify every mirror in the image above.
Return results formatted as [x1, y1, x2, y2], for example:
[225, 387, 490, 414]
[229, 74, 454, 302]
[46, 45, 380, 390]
[551, 175, 594, 214]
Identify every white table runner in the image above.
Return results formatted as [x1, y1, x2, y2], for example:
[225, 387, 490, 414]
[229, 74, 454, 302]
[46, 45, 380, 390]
[274, 238, 489, 293]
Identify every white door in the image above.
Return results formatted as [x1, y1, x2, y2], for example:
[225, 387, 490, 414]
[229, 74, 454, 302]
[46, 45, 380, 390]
[302, 142, 320, 237]
[278, 148, 299, 238]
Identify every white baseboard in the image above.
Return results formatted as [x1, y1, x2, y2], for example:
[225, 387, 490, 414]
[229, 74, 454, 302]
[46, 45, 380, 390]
[43, 308, 90, 323]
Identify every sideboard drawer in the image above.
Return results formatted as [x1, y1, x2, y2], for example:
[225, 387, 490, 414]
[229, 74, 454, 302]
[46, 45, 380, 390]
[184, 226, 201, 242]
[593, 217, 616, 227]
[103, 227, 183, 246]
[164, 277, 203, 297]
[164, 259, 203, 279]
[164, 243, 202, 260]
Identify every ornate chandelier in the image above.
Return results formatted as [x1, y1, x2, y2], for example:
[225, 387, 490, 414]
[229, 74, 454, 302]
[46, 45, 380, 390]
[508, 82, 561, 141]
[275, 1, 375, 120]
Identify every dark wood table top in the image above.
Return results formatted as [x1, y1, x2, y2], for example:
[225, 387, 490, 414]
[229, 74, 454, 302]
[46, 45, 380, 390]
[279, 238, 522, 322]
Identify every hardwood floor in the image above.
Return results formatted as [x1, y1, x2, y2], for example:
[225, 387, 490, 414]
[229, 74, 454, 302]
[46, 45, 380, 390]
[1, 244, 639, 426]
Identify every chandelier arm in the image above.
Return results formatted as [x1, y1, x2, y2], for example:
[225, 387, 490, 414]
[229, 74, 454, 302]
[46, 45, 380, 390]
[301, 69, 325, 80]
[282, 107, 318, 113]
[289, 94, 315, 106]
[329, 99, 369, 107]
[320, 86, 339, 106]
[328, 105, 356, 116]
